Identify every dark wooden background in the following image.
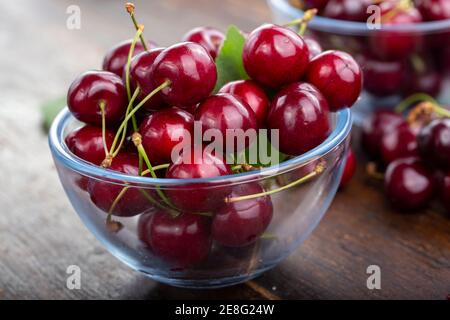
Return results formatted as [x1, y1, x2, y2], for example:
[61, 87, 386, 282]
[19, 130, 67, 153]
[0, 0, 448, 300]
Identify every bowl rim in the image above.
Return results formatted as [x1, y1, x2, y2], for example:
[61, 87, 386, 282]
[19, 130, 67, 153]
[268, 0, 450, 35]
[49, 107, 352, 185]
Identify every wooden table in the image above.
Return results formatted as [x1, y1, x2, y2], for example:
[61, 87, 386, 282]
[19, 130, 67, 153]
[0, 0, 448, 300]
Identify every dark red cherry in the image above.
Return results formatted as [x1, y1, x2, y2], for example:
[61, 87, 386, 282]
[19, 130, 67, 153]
[417, 118, 450, 170]
[87, 153, 152, 217]
[181, 27, 225, 59]
[304, 36, 323, 60]
[370, 2, 423, 61]
[140, 210, 212, 267]
[243, 24, 309, 88]
[267, 82, 331, 156]
[380, 124, 419, 165]
[127, 48, 166, 111]
[293, 0, 328, 10]
[102, 39, 155, 76]
[322, 0, 372, 22]
[195, 93, 258, 152]
[166, 147, 232, 212]
[403, 56, 443, 97]
[440, 172, 450, 213]
[67, 70, 127, 127]
[305, 50, 362, 111]
[361, 109, 405, 158]
[416, 0, 450, 21]
[150, 42, 217, 106]
[212, 183, 273, 247]
[340, 148, 357, 188]
[219, 80, 269, 127]
[140, 107, 194, 165]
[65, 125, 114, 165]
[385, 157, 435, 211]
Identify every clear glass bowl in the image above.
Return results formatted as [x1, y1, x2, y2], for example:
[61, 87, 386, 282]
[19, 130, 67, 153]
[267, 0, 450, 124]
[49, 107, 352, 289]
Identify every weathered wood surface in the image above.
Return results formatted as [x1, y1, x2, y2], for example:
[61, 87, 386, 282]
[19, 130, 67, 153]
[0, 0, 448, 300]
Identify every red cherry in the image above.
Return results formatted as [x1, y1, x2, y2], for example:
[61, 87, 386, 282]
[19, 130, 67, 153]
[150, 42, 217, 106]
[418, 118, 450, 170]
[181, 27, 225, 59]
[166, 147, 232, 213]
[416, 0, 450, 21]
[380, 124, 419, 165]
[102, 39, 155, 76]
[322, 0, 373, 22]
[219, 80, 269, 127]
[127, 48, 166, 111]
[67, 70, 127, 127]
[195, 93, 258, 152]
[140, 107, 194, 165]
[361, 109, 405, 159]
[339, 148, 357, 188]
[267, 82, 331, 156]
[212, 183, 273, 247]
[296, 0, 328, 10]
[243, 24, 309, 88]
[65, 125, 114, 166]
[88, 153, 152, 217]
[139, 210, 212, 267]
[305, 50, 362, 111]
[385, 157, 435, 211]
[403, 56, 443, 97]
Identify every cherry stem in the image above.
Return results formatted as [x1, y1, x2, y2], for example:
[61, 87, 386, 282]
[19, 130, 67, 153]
[99, 101, 109, 157]
[125, 24, 144, 101]
[395, 93, 439, 114]
[226, 161, 325, 203]
[138, 189, 180, 218]
[125, 3, 149, 51]
[366, 162, 385, 181]
[109, 185, 129, 214]
[381, 0, 412, 23]
[106, 214, 123, 233]
[410, 54, 426, 74]
[260, 233, 278, 240]
[283, 8, 318, 36]
[141, 163, 170, 176]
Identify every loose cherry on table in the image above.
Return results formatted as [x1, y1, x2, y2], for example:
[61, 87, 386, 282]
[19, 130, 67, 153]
[417, 118, 450, 170]
[243, 24, 310, 88]
[150, 42, 217, 106]
[139, 210, 212, 267]
[181, 27, 225, 59]
[340, 148, 357, 188]
[88, 152, 152, 217]
[322, 0, 373, 22]
[380, 123, 419, 165]
[67, 70, 128, 127]
[384, 157, 435, 211]
[65, 125, 114, 166]
[219, 80, 269, 127]
[305, 50, 362, 111]
[267, 82, 331, 156]
[127, 48, 166, 111]
[139, 107, 194, 165]
[102, 39, 155, 76]
[165, 147, 232, 213]
[212, 183, 273, 247]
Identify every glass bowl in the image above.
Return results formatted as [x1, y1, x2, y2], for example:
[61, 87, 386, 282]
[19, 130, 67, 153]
[49, 107, 352, 289]
[267, 0, 450, 124]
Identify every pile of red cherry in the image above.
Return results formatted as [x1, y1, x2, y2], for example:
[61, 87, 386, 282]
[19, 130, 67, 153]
[64, 3, 362, 267]
[291, 0, 450, 99]
[361, 101, 450, 213]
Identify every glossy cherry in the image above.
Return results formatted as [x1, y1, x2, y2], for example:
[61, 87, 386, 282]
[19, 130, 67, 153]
[292, 0, 328, 10]
[102, 39, 155, 76]
[305, 50, 362, 111]
[304, 36, 323, 60]
[243, 24, 309, 88]
[65, 125, 115, 166]
[88, 153, 152, 217]
[417, 118, 450, 169]
[150, 42, 217, 106]
[267, 82, 331, 156]
[219, 80, 269, 127]
[166, 147, 232, 212]
[322, 0, 372, 22]
[140, 107, 194, 165]
[385, 157, 435, 211]
[195, 93, 258, 152]
[181, 27, 225, 59]
[67, 70, 127, 126]
[139, 210, 212, 267]
[361, 109, 405, 159]
[212, 183, 273, 247]
[380, 123, 419, 165]
[416, 0, 450, 21]
[403, 56, 442, 97]
[340, 148, 357, 188]
[127, 48, 166, 111]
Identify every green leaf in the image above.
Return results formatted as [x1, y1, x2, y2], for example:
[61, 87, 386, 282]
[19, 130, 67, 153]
[41, 96, 66, 132]
[214, 25, 249, 92]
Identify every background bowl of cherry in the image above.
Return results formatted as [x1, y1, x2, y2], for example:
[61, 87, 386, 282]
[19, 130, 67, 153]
[268, 0, 450, 124]
[49, 106, 352, 288]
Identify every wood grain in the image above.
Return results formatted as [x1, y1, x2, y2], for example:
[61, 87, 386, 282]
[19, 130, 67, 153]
[0, 0, 448, 300]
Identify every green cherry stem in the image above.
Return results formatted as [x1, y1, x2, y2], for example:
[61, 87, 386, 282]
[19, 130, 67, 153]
[125, 24, 144, 101]
[99, 101, 109, 157]
[141, 163, 170, 176]
[395, 92, 439, 114]
[125, 3, 149, 51]
[283, 8, 318, 36]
